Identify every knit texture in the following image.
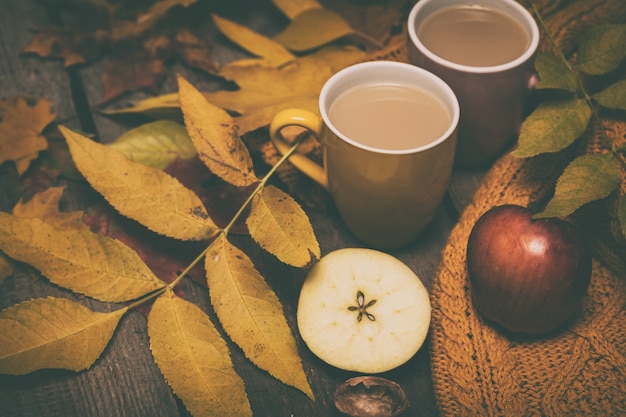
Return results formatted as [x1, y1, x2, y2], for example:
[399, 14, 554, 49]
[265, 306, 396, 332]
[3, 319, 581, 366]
[429, 1, 626, 415]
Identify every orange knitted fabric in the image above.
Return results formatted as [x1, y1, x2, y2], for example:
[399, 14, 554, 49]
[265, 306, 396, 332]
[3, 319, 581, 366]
[429, 1, 626, 414]
[429, 149, 626, 416]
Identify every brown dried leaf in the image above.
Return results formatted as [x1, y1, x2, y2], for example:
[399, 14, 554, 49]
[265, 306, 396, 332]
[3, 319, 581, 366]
[177, 75, 258, 187]
[0, 211, 166, 303]
[23, 28, 87, 66]
[0, 297, 127, 375]
[0, 97, 55, 175]
[247, 185, 320, 267]
[148, 288, 252, 417]
[102, 48, 166, 101]
[205, 235, 314, 400]
[60, 125, 217, 242]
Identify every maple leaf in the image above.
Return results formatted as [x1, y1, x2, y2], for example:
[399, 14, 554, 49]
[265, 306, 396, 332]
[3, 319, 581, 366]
[0, 97, 55, 176]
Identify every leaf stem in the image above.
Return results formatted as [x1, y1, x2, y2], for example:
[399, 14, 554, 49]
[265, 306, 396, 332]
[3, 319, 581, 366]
[528, 1, 613, 150]
[125, 134, 308, 310]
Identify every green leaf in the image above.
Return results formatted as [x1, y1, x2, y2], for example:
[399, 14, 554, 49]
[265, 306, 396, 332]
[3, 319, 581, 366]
[593, 79, 626, 111]
[108, 120, 196, 169]
[0, 297, 127, 375]
[274, 8, 354, 52]
[534, 52, 578, 92]
[576, 24, 626, 75]
[0, 212, 166, 303]
[512, 98, 592, 158]
[148, 289, 252, 417]
[536, 153, 622, 218]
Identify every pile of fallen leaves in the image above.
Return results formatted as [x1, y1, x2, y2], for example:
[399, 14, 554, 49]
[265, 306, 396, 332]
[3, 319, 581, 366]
[0, 1, 409, 416]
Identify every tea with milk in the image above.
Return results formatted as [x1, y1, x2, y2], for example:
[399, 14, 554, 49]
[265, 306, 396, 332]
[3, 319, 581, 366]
[417, 4, 530, 67]
[328, 83, 451, 151]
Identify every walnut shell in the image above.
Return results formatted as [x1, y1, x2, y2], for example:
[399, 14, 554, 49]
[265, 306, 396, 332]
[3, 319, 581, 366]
[334, 376, 410, 417]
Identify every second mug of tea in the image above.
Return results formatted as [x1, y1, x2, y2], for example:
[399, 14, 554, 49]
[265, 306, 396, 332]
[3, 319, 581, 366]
[408, 0, 540, 168]
[269, 61, 459, 249]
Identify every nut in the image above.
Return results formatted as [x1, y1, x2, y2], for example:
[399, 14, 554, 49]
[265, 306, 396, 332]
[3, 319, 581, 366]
[334, 376, 410, 417]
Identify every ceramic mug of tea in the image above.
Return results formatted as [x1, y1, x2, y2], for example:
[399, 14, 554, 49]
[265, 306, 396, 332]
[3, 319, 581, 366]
[269, 61, 459, 249]
[408, 0, 539, 168]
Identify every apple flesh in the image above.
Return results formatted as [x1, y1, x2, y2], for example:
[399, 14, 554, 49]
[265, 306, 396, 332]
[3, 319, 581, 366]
[297, 248, 431, 373]
[466, 204, 592, 335]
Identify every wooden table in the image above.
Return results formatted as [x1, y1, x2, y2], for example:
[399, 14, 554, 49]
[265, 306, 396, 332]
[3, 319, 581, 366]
[0, 1, 487, 416]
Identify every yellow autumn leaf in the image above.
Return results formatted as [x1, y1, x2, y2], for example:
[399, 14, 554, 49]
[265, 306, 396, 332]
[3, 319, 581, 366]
[177, 75, 258, 187]
[274, 8, 355, 53]
[60, 125, 217, 241]
[206, 235, 314, 400]
[212, 14, 295, 67]
[148, 289, 252, 417]
[205, 45, 365, 134]
[0, 297, 127, 375]
[0, 97, 55, 175]
[0, 212, 166, 302]
[101, 92, 181, 118]
[247, 185, 320, 267]
[272, 0, 322, 19]
[13, 186, 85, 229]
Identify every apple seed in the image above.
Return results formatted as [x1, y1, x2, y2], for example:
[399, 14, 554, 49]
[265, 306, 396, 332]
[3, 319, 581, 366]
[348, 290, 377, 322]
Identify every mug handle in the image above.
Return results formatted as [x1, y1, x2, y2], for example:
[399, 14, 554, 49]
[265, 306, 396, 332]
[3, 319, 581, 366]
[269, 108, 329, 189]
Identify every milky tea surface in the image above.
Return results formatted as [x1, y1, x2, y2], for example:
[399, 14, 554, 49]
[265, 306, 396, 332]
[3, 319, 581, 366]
[417, 4, 530, 67]
[328, 83, 450, 151]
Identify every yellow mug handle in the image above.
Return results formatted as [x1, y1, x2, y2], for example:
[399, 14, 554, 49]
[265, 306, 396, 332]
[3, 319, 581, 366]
[269, 108, 329, 189]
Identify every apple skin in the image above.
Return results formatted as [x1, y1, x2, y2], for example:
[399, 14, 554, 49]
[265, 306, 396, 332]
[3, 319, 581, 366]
[466, 204, 592, 335]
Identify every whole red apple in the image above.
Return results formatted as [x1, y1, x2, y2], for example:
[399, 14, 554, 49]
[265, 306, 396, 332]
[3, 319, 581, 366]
[466, 204, 592, 335]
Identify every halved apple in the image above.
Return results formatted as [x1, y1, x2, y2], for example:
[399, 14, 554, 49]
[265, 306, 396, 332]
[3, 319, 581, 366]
[297, 248, 431, 373]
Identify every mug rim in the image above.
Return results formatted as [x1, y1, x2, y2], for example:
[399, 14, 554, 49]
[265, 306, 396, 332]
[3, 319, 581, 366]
[319, 61, 460, 155]
[407, 0, 540, 74]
